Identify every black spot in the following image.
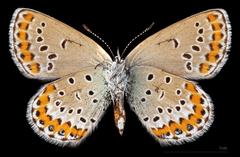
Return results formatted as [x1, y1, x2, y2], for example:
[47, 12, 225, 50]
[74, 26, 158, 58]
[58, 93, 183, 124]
[201, 109, 206, 116]
[143, 117, 149, 121]
[145, 90, 151, 95]
[153, 116, 160, 122]
[159, 91, 165, 99]
[200, 98, 205, 104]
[182, 53, 192, 60]
[80, 117, 86, 123]
[193, 105, 197, 112]
[167, 108, 172, 113]
[60, 107, 65, 112]
[37, 36, 43, 42]
[58, 129, 65, 136]
[75, 92, 81, 100]
[186, 62, 192, 71]
[35, 110, 40, 117]
[47, 62, 53, 71]
[187, 124, 193, 131]
[198, 28, 204, 34]
[85, 75, 92, 81]
[192, 45, 200, 51]
[147, 74, 154, 80]
[89, 90, 94, 95]
[186, 133, 192, 137]
[40, 45, 48, 51]
[39, 120, 44, 125]
[175, 106, 181, 111]
[197, 118, 202, 124]
[37, 28, 42, 34]
[68, 78, 75, 84]
[61, 39, 67, 49]
[58, 91, 65, 96]
[198, 126, 203, 131]
[66, 121, 71, 127]
[141, 98, 146, 102]
[41, 22, 46, 27]
[197, 36, 203, 42]
[77, 109, 81, 114]
[173, 39, 179, 48]
[175, 128, 183, 135]
[176, 89, 181, 95]
[48, 125, 54, 131]
[157, 107, 163, 113]
[195, 22, 200, 27]
[165, 76, 171, 84]
[55, 100, 61, 106]
[93, 99, 98, 103]
[90, 118, 96, 123]
[180, 100, 186, 105]
[48, 54, 57, 60]
[68, 109, 73, 114]
[163, 132, 169, 137]
[205, 117, 209, 123]
[57, 118, 62, 125]
[36, 100, 40, 106]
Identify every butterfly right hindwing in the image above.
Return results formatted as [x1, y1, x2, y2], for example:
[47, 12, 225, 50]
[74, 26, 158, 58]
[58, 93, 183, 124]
[126, 66, 213, 145]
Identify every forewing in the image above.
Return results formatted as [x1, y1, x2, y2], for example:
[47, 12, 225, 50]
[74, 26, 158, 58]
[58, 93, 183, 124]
[10, 8, 112, 80]
[127, 66, 213, 145]
[126, 9, 231, 79]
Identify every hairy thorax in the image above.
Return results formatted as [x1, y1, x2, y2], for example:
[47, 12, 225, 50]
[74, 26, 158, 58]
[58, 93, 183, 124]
[104, 56, 128, 135]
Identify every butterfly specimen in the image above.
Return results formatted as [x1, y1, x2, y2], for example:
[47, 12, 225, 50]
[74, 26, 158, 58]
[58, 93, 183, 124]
[9, 8, 231, 146]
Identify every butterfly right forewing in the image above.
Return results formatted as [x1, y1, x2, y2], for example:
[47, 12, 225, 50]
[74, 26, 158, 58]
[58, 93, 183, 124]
[126, 9, 231, 80]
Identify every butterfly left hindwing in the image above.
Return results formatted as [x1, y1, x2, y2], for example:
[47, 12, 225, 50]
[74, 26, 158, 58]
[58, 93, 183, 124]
[28, 66, 111, 146]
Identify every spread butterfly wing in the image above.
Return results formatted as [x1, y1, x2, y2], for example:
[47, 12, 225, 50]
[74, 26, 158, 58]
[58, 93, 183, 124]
[10, 8, 112, 80]
[27, 66, 111, 146]
[126, 66, 213, 145]
[126, 9, 231, 79]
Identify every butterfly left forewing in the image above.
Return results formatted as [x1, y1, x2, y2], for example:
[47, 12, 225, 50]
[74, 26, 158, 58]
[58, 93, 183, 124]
[10, 8, 111, 80]
[126, 66, 213, 145]
[28, 66, 111, 146]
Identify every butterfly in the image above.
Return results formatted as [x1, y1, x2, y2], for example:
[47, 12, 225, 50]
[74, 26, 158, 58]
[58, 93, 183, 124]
[9, 8, 231, 146]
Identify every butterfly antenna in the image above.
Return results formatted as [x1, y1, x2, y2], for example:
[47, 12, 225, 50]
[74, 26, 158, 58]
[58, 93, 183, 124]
[121, 22, 155, 58]
[83, 24, 115, 58]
